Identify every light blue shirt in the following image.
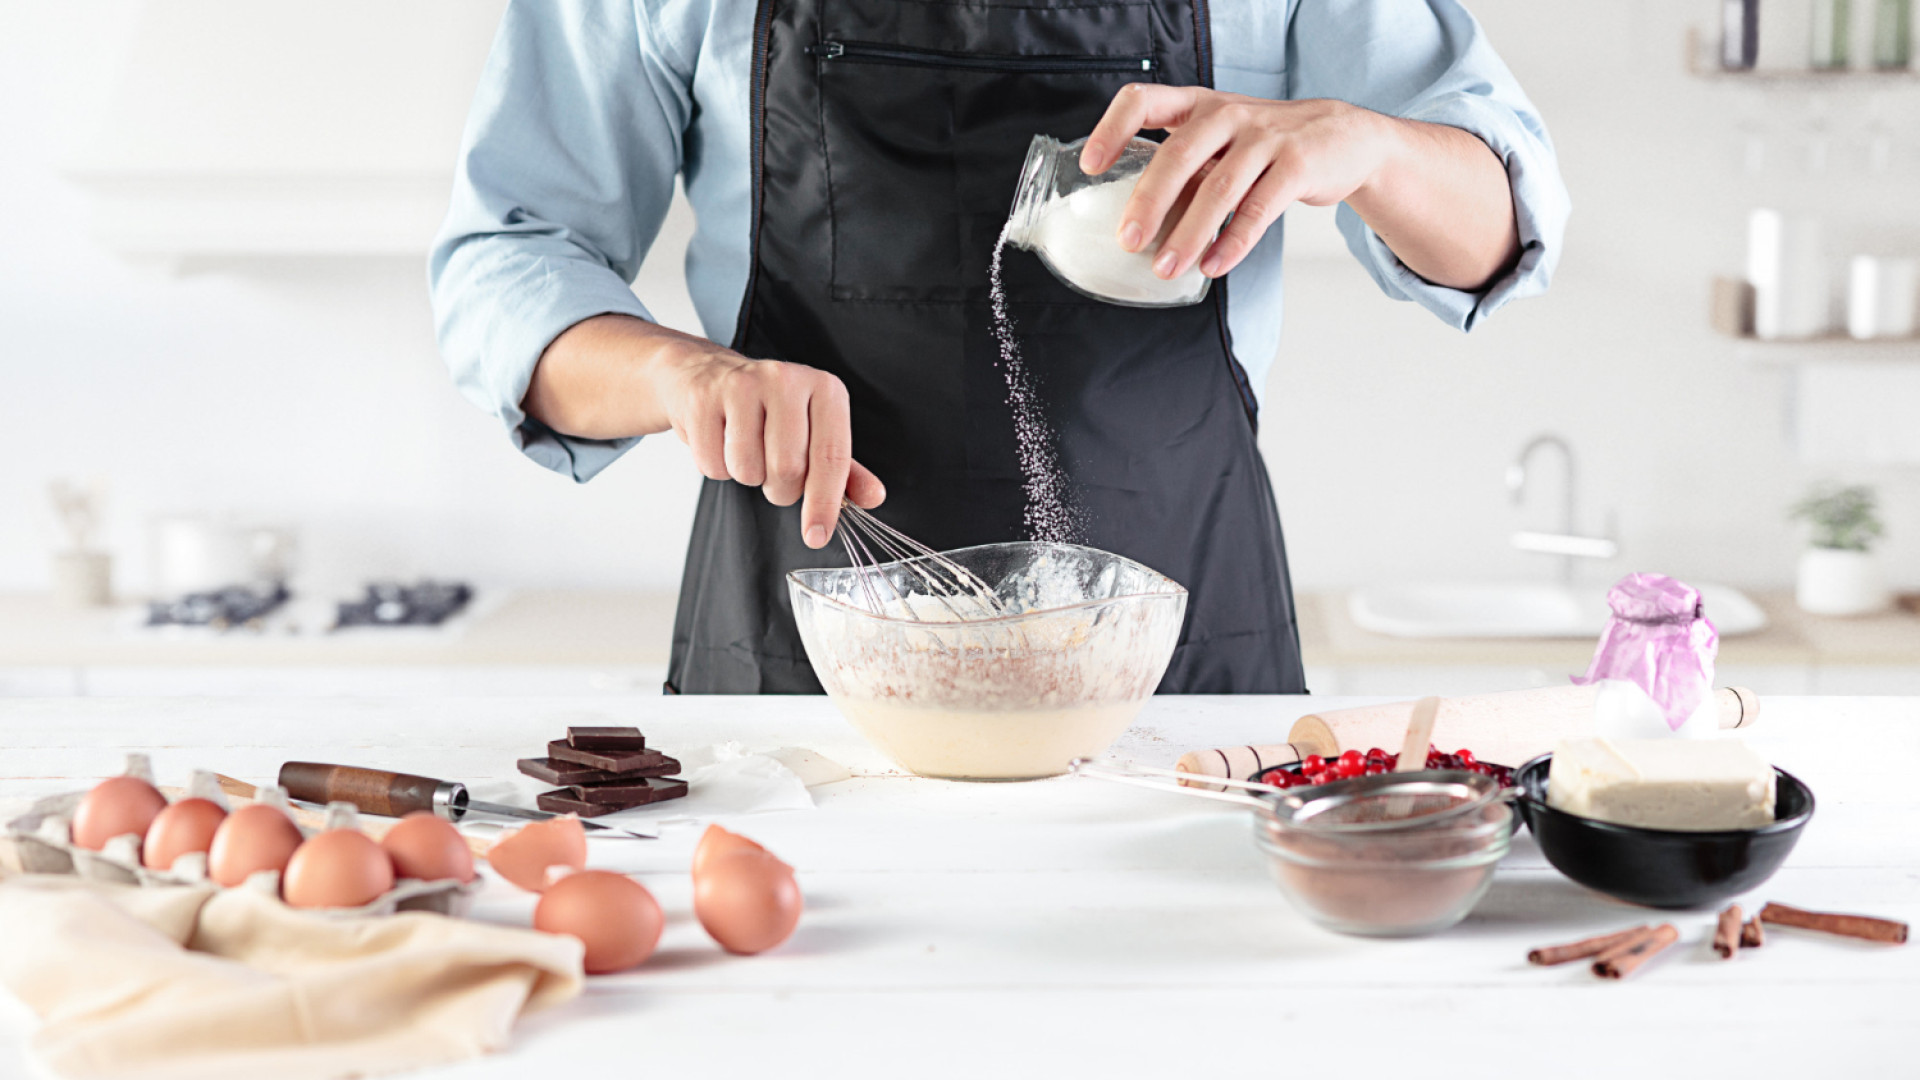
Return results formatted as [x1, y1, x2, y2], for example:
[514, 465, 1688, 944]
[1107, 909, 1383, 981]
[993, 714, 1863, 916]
[431, 0, 1569, 483]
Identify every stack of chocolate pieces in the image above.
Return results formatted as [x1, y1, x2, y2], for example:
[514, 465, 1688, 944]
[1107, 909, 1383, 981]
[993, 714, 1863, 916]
[518, 726, 688, 818]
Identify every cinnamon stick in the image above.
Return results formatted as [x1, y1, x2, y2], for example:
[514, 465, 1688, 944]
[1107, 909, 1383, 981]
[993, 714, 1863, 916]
[1528, 925, 1652, 967]
[1759, 902, 1908, 945]
[1592, 924, 1679, 979]
[1713, 905, 1744, 959]
[1740, 917, 1764, 948]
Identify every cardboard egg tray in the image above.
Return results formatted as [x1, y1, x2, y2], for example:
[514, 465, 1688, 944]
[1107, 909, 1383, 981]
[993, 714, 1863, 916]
[1, 788, 482, 919]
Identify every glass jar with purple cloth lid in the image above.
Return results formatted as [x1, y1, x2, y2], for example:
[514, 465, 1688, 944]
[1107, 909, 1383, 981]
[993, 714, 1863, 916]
[1574, 573, 1719, 735]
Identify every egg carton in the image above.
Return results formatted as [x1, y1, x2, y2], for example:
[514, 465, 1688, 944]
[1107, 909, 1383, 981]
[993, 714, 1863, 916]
[1, 770, 481, 919]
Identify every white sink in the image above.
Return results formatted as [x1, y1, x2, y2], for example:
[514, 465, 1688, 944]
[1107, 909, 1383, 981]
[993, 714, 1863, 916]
[1348, 582, 1769, 639]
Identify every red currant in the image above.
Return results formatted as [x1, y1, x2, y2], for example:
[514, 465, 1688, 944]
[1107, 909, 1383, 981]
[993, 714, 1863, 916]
[1302, 755, 1324, 771]
[1454, 748, 1475, 765]
[1339, 749, 1363, 768]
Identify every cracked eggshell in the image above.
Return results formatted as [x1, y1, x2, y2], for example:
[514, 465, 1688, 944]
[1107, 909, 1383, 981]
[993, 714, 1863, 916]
[486, 815, 587, 893]
[691, 825, 789, 880]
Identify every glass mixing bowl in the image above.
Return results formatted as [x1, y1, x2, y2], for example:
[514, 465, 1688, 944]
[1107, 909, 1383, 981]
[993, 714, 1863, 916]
[1251, 772, 1514, 937]
[788, 542, 1187, 780]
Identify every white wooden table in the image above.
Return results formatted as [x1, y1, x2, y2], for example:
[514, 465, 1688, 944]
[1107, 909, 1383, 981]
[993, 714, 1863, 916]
[3, 695, 1916, 1079]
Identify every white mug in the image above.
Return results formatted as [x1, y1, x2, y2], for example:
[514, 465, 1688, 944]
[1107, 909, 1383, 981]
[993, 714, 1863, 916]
[149, 515, 296, 599]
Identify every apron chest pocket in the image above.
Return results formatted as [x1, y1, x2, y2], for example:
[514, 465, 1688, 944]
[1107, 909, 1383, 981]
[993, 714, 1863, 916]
[812, 36, 1161, 305]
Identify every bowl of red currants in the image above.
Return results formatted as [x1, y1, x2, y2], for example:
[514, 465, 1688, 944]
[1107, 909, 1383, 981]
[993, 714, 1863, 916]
[1253, 747, 1520, 832]
[1254, 746, 1514, 788]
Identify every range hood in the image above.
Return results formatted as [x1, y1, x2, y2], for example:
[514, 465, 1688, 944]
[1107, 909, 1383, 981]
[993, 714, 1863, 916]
[65, 0, 1351, 264]
[65, 0, 506, 259]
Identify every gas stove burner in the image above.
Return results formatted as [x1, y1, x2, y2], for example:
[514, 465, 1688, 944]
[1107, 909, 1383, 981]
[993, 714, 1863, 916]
[333, 580, 473, 629]
[147, 583, 291, 630]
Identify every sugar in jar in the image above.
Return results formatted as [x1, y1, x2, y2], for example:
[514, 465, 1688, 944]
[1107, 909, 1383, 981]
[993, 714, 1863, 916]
[1003, 134, 1210, 308]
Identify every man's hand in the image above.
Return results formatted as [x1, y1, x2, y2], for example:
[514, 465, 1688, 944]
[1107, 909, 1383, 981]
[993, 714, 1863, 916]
[525, 315, 885, 549]
[1080, 85, 1520, 291]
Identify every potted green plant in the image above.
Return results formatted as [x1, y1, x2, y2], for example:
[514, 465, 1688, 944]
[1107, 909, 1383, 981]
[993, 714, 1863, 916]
[1790, 483, 1888, 616]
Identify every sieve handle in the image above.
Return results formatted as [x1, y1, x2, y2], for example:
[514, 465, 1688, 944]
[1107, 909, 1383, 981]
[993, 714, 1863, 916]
[1068, 758, 1274, 810]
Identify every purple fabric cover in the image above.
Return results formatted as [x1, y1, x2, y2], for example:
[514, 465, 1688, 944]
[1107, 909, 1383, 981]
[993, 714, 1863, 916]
[1573, 573, 1719, 731]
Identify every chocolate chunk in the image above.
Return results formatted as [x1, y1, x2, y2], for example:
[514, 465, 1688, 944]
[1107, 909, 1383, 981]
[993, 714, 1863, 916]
[517, 757, 611, 785]
[546, 739, 676, 774]
[566, 725, 646, 751]
[536, 778, 688, 817]
[517, 754, 682, 785]
[534, 791, 625, 818]
[568, 775, 691, 806]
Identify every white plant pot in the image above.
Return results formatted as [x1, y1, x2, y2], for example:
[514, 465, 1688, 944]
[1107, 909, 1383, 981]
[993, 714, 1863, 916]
[1795, 548, 1889, 617]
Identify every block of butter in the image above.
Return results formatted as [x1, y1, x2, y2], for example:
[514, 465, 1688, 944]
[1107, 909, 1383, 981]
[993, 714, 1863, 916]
[1547, 737, 1776, 831]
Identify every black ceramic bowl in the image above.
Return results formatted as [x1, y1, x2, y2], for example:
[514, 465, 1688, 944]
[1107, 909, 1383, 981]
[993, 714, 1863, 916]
[1513, 753, 1815, 910]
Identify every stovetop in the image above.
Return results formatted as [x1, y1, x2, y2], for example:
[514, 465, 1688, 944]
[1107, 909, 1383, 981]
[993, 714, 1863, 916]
[332, 580, 473, 629]
[146, 583, 292, 630]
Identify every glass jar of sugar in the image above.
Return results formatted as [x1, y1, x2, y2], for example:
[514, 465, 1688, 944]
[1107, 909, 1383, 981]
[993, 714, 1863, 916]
[1003, 134, 1209, 308]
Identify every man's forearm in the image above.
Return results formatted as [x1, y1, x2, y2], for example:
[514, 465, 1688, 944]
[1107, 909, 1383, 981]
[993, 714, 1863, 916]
[524, 314, 692, 440]
[1346, 115, 1521, 292]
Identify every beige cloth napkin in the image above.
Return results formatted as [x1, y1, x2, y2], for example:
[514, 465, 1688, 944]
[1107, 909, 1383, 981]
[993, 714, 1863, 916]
[0, 873, 583, 1080]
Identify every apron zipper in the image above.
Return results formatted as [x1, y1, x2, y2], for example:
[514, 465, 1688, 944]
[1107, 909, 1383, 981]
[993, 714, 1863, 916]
[808, 39, 1155, 74]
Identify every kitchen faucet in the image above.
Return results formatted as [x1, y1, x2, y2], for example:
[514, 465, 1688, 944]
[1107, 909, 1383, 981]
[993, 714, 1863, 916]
[1506, 434, 1618, 582]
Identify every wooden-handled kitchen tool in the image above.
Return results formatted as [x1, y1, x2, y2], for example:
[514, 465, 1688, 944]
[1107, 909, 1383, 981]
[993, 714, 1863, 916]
[1175, 684, 1761, 783]
[211, 774, 489, 858]
[275, 763, 657, 839]
[279, 762, 461, 820]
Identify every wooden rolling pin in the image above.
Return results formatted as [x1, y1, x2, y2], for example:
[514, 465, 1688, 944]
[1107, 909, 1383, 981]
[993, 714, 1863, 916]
[1175, 684, 1760, 782]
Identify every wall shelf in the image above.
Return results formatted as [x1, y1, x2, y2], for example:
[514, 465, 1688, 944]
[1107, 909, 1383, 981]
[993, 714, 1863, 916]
[1684, 26, 1919, 88]
[1691, 65, 1920, 88]
[1721, 331, 1920, 364]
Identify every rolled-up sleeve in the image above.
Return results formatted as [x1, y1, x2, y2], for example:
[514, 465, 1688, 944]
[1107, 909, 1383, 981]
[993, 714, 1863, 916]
[1288, 0, 1569, 331]
[429, 0, 694, 482]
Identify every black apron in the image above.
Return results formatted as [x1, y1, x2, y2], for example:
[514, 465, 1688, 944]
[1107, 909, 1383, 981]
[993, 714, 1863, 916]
[665, 0, 1306, 695]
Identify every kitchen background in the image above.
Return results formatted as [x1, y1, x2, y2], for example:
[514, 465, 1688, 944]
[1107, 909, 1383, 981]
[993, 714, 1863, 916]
[1, 0, 1916, 697]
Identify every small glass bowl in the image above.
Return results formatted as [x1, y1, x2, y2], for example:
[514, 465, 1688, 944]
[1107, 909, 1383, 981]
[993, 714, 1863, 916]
[1249, 771, 1513, 937]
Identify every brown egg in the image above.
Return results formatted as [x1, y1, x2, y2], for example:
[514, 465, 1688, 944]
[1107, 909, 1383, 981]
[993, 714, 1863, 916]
[282, 829, 396, 909]
[381, 812, 475, 883]
[142, 797, 228, 871]
[691, 824, 784, 879]
[71, 775, 170, 851]
[486, 815, 587, 893]
[207, 803, 307, 887]
[533, 870, 664, 974]
[694, 849, 802, 955]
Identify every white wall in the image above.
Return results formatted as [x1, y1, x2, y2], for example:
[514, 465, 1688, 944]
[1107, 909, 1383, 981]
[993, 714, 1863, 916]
[1, 0, 1915, 601]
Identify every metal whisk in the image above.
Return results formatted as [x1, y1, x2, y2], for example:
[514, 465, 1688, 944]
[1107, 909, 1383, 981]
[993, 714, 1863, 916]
[835, 501, 1010, 621]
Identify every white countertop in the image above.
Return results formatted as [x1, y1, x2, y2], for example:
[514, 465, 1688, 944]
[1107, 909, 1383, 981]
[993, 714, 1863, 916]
[2, 694, 1916, 1078]
[7, 589, 1917, 670]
